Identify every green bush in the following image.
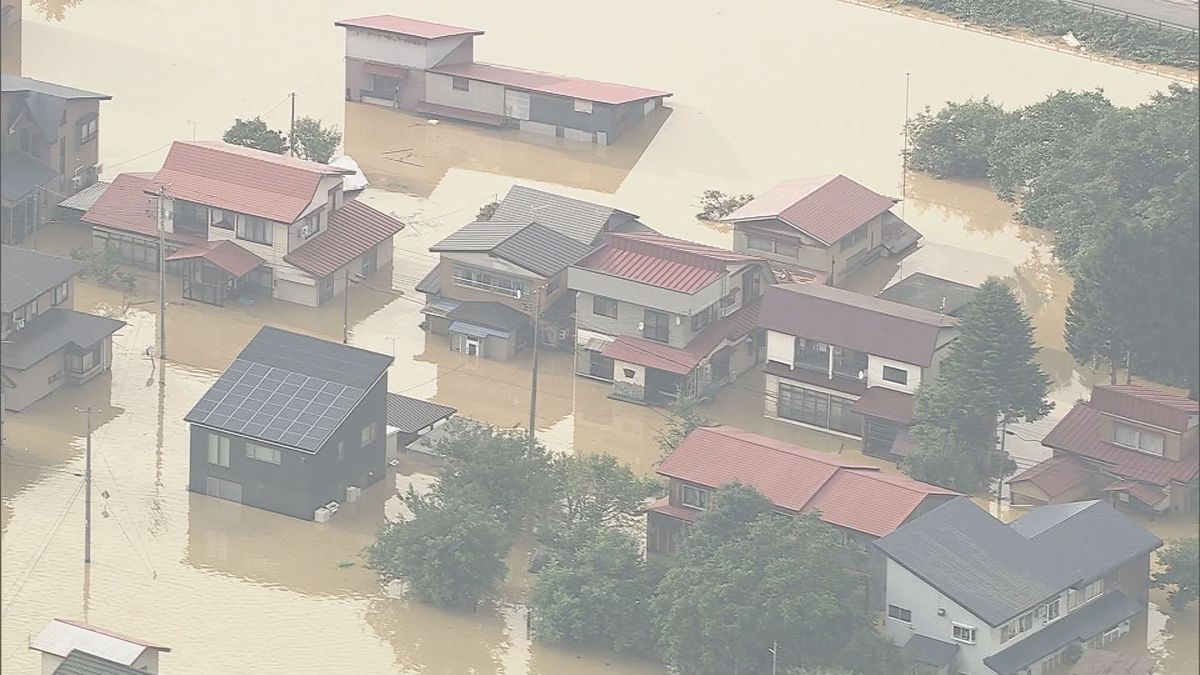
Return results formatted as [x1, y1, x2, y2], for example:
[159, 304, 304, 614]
[905, 98, 1006, 179]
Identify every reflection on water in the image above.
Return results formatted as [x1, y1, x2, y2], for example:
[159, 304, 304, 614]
[6, 0, 1195, 672]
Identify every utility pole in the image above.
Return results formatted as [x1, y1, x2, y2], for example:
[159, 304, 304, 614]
[290, 92, 297, 157]
[901, 71, 911, 221]
[527, 286, 542, 450]
[342, 268, 351, 344]
[770, 640, 778, 675]
[157, 186, 167, 360]
[76, 407, 99, 564]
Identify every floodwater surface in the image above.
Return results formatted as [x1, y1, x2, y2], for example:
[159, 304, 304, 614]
[5, 0, 1197, 673]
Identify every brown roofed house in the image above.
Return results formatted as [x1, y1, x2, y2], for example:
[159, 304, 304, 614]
[1011, 383, 1199, 514]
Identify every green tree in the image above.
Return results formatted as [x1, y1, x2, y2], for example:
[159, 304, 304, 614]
[653, 511, 873, 675]
[655, 391, 715, 458]
[530, 524, 658, 654]
[681, 481, 775, 560]
[1152, 537, 1199, 611]
[904, 98, 1006, 179]
[222, 117, 288, 154]
[290, 116, 342, 164]
[552, 453, 662, 531]
[696, 190, 754, 220]
[903, 279, 1051, 491]
[366, 496, 508, 609]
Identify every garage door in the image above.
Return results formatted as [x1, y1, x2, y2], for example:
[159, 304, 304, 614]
[504, 90, 530, 121]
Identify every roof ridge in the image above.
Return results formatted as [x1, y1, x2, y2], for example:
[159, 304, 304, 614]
[778, 283, 958, 328]
[699, 426, 871, 468]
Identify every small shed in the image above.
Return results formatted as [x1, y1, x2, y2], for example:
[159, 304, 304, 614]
[385, 392, 456, 458]
[30, 619, 171, 675]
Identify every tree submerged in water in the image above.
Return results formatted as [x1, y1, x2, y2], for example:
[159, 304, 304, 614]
[1152, 537, 1199, 611]
[222, 117, 288, 155]
[696, 190, 754, 221]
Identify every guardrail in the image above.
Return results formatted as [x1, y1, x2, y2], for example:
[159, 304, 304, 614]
[1057, 0, 1198, 33]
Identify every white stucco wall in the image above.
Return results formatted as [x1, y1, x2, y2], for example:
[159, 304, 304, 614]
[866, 354, 922, 394]
[614, 361, 645, 388]
[424, 72, 504, 115]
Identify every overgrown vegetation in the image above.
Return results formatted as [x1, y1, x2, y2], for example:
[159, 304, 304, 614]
[71, 244, 136, 291]
[1152, 537, 1199, 610]
[905, 86, 1200, 394]
[222, 115, 342, 163]
[655, 391, 716, 458]
[223, 117, 288, 155]
[902, 0, 1199, 69]
[696, 189, 754, 221]
[476, 200, 500, 221]
[903, 278, 1052, 492]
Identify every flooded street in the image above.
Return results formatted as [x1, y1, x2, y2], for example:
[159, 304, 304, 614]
[5, 0, 1197, 673]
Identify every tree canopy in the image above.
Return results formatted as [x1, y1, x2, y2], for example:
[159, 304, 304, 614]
[551, 453, 662, 532]
[1152, 537, 1199, 611]
[222, 117, 288, 154]
[290, 116, 342, 164]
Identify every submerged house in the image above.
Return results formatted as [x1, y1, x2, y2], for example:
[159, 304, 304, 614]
[1, 246, 124, 412]
[1010, 384, 1199, 514]
[31, 618, 171, 675]
[875, 498, 1161, 675]
[384, 392, 456, 459]
[722, 175, 921, 286]
[759, 282, 958, 458]
[1, 75, 111, 244]
[336, 15, 671, 144]
[82, 141, 405, 307]
[185, 326, 393, 520]
[877, 272, 978, 318]
[568, 233, 770, 404]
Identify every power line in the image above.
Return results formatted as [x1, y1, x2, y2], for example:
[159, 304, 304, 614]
[96, 446, 157, 577]
[3, 480, 85, 614]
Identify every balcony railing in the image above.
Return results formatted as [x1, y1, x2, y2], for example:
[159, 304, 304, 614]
[452, 275, 523, 299]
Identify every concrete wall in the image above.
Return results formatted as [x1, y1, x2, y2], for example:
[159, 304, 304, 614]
[425, 72, 504, 115]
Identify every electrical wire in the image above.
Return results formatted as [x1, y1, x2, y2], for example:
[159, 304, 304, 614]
[2, 480, 86, 614]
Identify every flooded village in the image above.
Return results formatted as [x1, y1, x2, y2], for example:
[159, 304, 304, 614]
[2, 1, 1199, 674]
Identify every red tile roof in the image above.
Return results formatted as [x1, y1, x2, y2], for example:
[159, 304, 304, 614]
[576, 232, 762, 294]
[1008, 455, 1093, 499]
[166, 240, 264, 278]
[850, 386, 915, 424]
[334, 15, 484, 40]
[153, 141, 351, 224]
[283, 199, 405, 278]
[601, 301, 760, 375]
[429, 62, 671, 105]
[82, 173, 204, 245]
[724, 175, 899, 245]
[1042, 403, 1200, 486]
[1089, 384, 1199, 434]
[1103, 480, 1168, 506]
[658, 427, 957, 537]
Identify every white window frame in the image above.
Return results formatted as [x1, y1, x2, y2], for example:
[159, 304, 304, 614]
[680, 484, 709, 510]
[246, 442, 282, 465]
[451, 76, 470, 92]
[951, 623, 977, 644]
[882, 365, 909, 385]
[887, 604, 912, 623]
[207, 433, 230, 467]
[574, 99, 593, 114]
[1113, 423, 1164, 456]
[53, 281, 69, 306]
[361, 423, 377, 447]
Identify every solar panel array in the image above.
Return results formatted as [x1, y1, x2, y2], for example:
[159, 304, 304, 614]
[187, 358, 364, 453]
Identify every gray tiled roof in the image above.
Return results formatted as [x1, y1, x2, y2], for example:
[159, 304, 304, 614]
[58, 181, 111, 213]
[491, 184, 640, 245]
[1, 75, 111, 99]
[983, 591, 1142, 675]
[902, 634, 958, 667]
[0, 152, 59, 202]
[1, 246, 85, 313]
[430, 221, 528, 251]
[0, 308, 125, 371]
[53, 650, 145, 675]
[447, 301, 530, 331]
[386, 393, 456, 433]
[414, 266, 440, 295]
[431, 220, 591, 278]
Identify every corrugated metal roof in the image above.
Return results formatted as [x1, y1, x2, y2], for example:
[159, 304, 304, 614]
[431, 220, 590, 277]
[31, 619, 168, 664]
[1, 74, 111, 99]
[53, 650, 146, 675]
[283, 199, 405, 278]
[57, 180, 110, 213]
[575, 233, 760, 294]
[761, 283, 957, 367]
[1008, 455, 1093, 499]
[152, 141, 351, 225]
[81, 173, 191, 242]
[601, 302, 760, 375]
[849, 386, 915, 424]
[1103, 480, 1167, 506]
[1042, 403, 1200, 485]
[490, 185, 640, 245]
[166, 240, 265, 278]
[429, 62, 671, 106]
[447, 301, 529, 331]
[0, 309, 126, 371]
[0, 245, 83, 312]
[431, 221, 528, 251]
[1089, 384, 1199, 433]
[334, 15, 484, 39]
[385, 392, 456, 433]
[414, 266, 441, 295]
[724, 175, 898, 245]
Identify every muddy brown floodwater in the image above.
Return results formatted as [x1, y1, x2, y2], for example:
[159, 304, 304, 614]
[5, 0, 1197, 673]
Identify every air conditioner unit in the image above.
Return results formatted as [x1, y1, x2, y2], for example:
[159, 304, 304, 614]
[324, 501, 340, 514]
[345, 486, 361, 503]
[300, 225, 311, 238]
[638, 321, 645, 331]
[314, 507, 332, 523]
[14, 318, 26, 331]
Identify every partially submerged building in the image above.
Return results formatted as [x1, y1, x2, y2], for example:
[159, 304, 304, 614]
[877, 272, 978, 317]
[336, 15, 671, 144]
[384, 392, 456, 459]
[31, 618, 171, 674]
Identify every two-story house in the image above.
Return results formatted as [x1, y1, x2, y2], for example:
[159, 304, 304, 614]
[722, 174, 922, 286]
[420, 219, 591, 360]
[1, 246, 125, 414]
[184, 326, 393, 520]
[759, 282, 959, 459]
[875, 497, 1162, 675]
[1010, 384, 1199, 514]
[1, 75, 111, 244]
[649, 426, 958, 608]
[83, 141, 406, 307]
[567, 233, 771, 404]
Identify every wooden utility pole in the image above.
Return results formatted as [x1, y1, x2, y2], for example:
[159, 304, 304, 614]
[76, 407, 99, 564]
[342, 268, 351, 344]
[901, 71, 911, 221]
[528, 286, 542, 450]
[290, 92, 297, 157]
[157, 186, 168, 360]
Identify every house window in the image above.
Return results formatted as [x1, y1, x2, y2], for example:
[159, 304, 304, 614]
[887, 605, 912, 623]
[574, 99, 593, 114]
[238, 216, 272, 245]
[52, 281, 69, 306]
[212, 209, 234, 230]
[622, 368, 636, 379]
[742, 268, 762, 304]
[67, 346, 101, 373]
[680, 485, 709, 510]
[839, 224, 867, 251]
[747, 235, 774, 253]
[452, 266, 528, 299]
[777, 383, 862, 435]
[643, 309, 670, 343]
[1113, 423, 1164, 456]
[245, 442, 282, 465]
[951, 623, 976, 644]
[691, 303, 720, 332]
[775, 239, 799, 258]
[207, 433, 230, 467]
[174, 201, 209, 234]
[882, 365, 908, 385]
[48, 371, 62, 385]
[1044, 599, 1060, 622]
[361, 423, 377, 446]
[205, 477, 242, 503]
[368, 74, 401, 99]
[451, 76, 470, 92]
[593, 295, 618, 319]
[319, 274, 335, 304]
[79, 116, 99, 145]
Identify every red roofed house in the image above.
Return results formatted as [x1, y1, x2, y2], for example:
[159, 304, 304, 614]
[567, 233, 772, 404]
[1010, 384, 1199, 514]
[82, 141, 405, 307]
[335, 15, 670, 145]
[759, 283, 959, 460]
[650, 426, 958, 605]
[722, 175, 922, 286]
